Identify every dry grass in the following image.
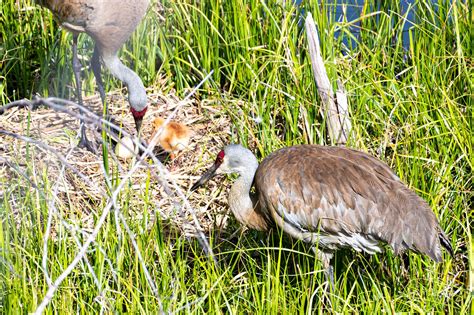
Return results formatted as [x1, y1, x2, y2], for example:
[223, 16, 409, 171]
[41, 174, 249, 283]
[0, 88, 234, 238]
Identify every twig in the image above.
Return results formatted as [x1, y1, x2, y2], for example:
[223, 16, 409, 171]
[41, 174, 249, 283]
[3, 158, 113, 310]
[0, 131, 107, 195]
[42, 147, 76, 287]
[32, 71, 215, 314]
[305, 12, 351, 145]
[118, 212, 159, 295]
[101, 161, 161, 300]
[1, 70, 216, 313]
[150, 70, 217, 262]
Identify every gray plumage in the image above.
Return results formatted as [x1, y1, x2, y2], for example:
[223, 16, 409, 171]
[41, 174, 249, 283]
[191, 144, 453, 281]
[36, 0, 149, 150]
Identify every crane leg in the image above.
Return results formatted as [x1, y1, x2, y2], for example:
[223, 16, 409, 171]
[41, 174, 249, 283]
[91, 46, 107, 116]
[324, 264, 335, 291]
[72, 33, 96, 153]
[313, 247, 335, 290]
[91, 45, 118, 148]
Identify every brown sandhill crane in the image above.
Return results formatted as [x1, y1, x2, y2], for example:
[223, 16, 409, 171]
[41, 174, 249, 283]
[191, 144, 453, 284]
[36, 0, 149, 152]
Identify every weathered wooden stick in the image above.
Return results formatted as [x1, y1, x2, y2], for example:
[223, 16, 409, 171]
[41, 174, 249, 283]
[335, 79, 352, 141]
[305, 12, 351, 145]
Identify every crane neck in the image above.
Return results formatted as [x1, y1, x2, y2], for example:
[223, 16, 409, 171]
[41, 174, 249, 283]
[102, 54, 147, 112]
[228, 162, 269, 231]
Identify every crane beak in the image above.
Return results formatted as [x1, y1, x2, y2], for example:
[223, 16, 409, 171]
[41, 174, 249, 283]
[134, 116, 143, 134]
[131, 107, 147, 135]
[191, 162, 220, 192]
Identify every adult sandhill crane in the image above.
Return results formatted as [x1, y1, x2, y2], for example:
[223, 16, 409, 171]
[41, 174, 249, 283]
[36, 0, 149, 152]
[191, 144, 453, 284]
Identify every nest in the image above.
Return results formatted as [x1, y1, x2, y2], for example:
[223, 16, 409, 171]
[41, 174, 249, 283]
[0, 88, 235, 239]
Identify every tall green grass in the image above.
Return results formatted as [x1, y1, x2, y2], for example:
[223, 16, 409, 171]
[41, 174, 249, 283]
[1, 0, 472, 313]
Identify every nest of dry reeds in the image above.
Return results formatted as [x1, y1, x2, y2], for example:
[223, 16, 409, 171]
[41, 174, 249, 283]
[0, 88, 235, 239]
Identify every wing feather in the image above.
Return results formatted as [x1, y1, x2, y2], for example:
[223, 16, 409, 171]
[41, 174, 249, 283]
[255, 145, 445, 259]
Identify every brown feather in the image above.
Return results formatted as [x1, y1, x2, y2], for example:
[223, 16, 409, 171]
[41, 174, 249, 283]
[255, 145, 450, 260]
[151, 117, 191, 157]
[37, 0, 149, 54]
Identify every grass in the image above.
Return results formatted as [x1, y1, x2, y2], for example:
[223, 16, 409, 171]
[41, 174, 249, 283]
[1, 0, 473, 313]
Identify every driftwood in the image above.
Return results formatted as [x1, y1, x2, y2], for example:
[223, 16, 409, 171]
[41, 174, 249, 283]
[305, 12, 351, 145]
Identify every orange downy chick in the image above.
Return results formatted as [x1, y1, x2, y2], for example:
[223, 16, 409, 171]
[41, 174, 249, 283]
[150, 117, 191, 159]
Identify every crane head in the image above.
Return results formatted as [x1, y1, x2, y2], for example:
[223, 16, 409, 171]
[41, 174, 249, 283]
[131, 107, 148, 134]
[191, 144, 258, 192]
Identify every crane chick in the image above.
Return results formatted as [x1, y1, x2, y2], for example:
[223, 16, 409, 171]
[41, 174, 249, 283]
[150, 117, 191, 160]
[191, 144, 453, 285]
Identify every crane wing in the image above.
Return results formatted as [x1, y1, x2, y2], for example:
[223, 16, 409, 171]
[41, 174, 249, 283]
[255, 145, 444, 260]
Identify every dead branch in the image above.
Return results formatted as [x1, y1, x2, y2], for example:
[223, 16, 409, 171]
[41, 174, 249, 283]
[305, 12, 351, 145]
[1, 72, 216, 314]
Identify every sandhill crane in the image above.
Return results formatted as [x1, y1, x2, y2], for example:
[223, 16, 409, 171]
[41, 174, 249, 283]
[191, 144, 453, 284]
[150, 117, 192, 159]
[36, 0, 149, 152]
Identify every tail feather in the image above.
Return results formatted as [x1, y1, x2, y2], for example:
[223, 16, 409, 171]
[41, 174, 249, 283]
[395, 187, 453, 261]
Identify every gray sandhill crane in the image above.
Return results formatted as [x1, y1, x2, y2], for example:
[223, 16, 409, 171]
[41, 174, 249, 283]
[36, 0, 149, 152]
[191, 144, 453, 284]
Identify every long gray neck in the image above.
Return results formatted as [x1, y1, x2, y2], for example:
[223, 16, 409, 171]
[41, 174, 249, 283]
[228, 161, 268, 231]
[102, 54, 147, 111]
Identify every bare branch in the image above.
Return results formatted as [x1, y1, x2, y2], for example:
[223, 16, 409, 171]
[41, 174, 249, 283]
[42, 147, 76, 287]
[2, 158, 113, 309]
[31, 71, 215, 314]
[305, 12, 351, 145]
